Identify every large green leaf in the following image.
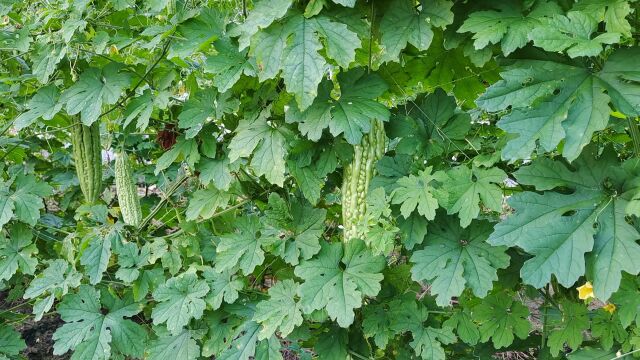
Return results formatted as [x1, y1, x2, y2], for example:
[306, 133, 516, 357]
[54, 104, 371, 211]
[166, 8, 225, 59]
[146, 329, 200, 360]
[478, 48, 640, 161]
[0, 223, 37, 282]
[263, 193, 327, 265]
[24, 259, 82, 321]
[0, 326, 25, 358]
[391, 167, 444, 219]
[228, 107, 288, 186]
[249, 11, 361, 110]
[379, 0, 453, 63]
[14, 85, 62, 130]
[53, 285, 146, 359]
[489, 147, 640, 300]
[473, 292, 530, 349]
[442, 165, 506, 228]
[60, 64, 131, 126]
[411, 217, 509, 306]
[214, 215, 265, 275]
[530, 11, 620, 58]
[151, 273, 210, 335]
[458, 2, 562, 55]
[548, 301, 589, 356]
[253, 279, 303, 340]
[294, 239, 384, 327]
[286, 68, 389, 144]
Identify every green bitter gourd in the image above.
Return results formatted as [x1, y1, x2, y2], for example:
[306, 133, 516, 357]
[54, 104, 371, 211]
[71, 122, 102, 204]
[342, 119, 386, 241]
[115, 150, 143, 227]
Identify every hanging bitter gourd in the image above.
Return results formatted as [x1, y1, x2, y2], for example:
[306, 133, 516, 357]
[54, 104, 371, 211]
[342, 120, 386, 241]
[71, 122, 102, 204]
[115, 151, 143, 227]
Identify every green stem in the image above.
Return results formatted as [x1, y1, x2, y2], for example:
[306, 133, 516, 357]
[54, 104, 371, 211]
[628, 117, 640, 157]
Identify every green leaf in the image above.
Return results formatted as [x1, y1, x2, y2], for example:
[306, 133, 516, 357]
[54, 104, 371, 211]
[205, 37, 256, 92]
[31, 43, 66, 84]
[146, 329, 200, 360]
[53, 285, 146, 359]
[0, 223, 37, 282]
[217, 320, 261, 360]
[203, 268, 243, 310]
[489, 148, 640, 299]
[24, 259, 82, 321]
[185, 185, 231, 221]
[122, 90, 154, 131]
[398, 213, 428, 250]
[15, 85, 62, 130]
[151, 273, 210, 335]
[530, 12, 620, 58]
[294, 239, 384, 327]
[167, 8, 225, 59]
[567, 347, 617, 360]
[443, 165, 505, 228]
[198, 158, 234, 191]
[215, 215, 265, 274]
[263, 194, 327, 265]
[611, 275, 640, 328]
[473, 292, 531, 349]
[547, 301, 589, 356]
[228, 107, 288, 186]
[391, 167, 443, 219]
[232, 0, 293, 50]
[60, 64, 131, 126]
[443, 308, 480, 345]
[0, 326, 25, 358]
[458, 2, 561, 55]
[80, 230, 114, 285]
[286, 68, 389, 145]
[478, 48, 640, 161]
[388, 88, 471, 158]
[379, 0, 452, 63]
[411, 217, 509, 306]
[254, 279, 303, 340]
[178, 88, 239, 138]
[591, 310, 627, 350]
[314, 327, 348, 360]
[115, 242, 149, 283]
[573, 0, 633, 38]
[11, 174, 53, 226]
[250, 12, 360, 110]
[154, 136, 200, 174]
[409, 326, 456, 360]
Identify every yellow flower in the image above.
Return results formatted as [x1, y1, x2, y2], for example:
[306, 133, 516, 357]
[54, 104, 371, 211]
[603, 303, 616, 314]
[577, 282, 594, 300]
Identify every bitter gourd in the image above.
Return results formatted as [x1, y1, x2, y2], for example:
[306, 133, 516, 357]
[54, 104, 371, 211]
[115, 151, 143, 227]
[342, 119, 386, 241]
[71, 122, 102, 204]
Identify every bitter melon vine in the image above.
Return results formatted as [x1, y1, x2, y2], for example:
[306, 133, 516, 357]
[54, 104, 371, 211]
[342, 119, 386, 241]
[70, 122, 102, 204]
[115, 151, 142, 227]
[3, 0, 640, 359]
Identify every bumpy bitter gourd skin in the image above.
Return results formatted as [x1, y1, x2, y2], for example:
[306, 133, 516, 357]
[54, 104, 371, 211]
[115, 151, 143, 227]
[71, 122, 102, 204]
[342, 119, 386, 241]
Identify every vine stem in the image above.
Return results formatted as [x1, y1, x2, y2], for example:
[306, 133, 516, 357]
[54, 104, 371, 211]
[136, 173, 189, 233]
[628, 117, 640, 157]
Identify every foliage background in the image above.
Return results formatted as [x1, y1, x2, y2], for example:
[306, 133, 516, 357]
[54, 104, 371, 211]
[1, 0, 640, 359]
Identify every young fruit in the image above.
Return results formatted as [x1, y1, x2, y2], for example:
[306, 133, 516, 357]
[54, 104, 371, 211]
[342, 119, 386, 241]
[115, 151, 143, 227]
[71, 122, 102, 204]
